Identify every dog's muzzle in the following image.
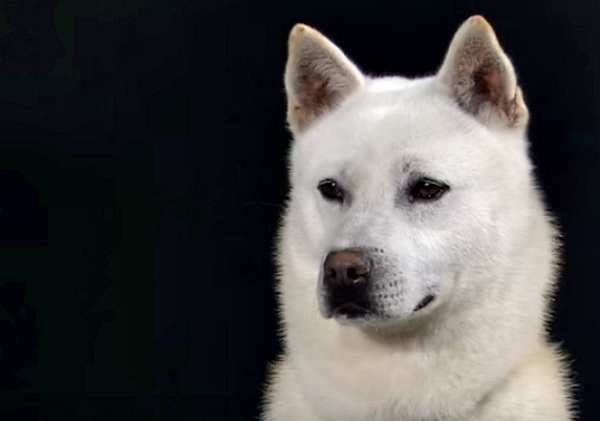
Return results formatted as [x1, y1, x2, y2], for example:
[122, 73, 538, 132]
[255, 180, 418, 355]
[320, 248, 437, 321]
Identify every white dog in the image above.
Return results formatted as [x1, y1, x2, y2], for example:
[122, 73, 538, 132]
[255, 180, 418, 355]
[261, 16, 574, 420]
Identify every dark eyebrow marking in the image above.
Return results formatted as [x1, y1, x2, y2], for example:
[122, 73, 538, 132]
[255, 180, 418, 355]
[396, 156, 420, 175]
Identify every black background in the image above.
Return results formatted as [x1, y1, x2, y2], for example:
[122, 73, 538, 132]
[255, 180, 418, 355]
[0, 0, 597, 420]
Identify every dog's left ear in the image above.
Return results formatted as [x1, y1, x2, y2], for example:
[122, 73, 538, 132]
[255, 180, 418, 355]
[437, 16, 529, 129]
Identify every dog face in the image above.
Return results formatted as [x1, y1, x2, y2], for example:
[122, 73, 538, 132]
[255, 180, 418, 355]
[284, 17, 533, 326]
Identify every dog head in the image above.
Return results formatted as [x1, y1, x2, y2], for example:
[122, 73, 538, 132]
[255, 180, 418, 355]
[283, 16, 536, 326]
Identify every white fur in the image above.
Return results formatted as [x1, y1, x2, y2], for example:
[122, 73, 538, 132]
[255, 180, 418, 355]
[262, 16, 574, 421]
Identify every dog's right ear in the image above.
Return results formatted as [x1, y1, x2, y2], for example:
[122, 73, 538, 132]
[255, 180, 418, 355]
[284, 24, 365, 136]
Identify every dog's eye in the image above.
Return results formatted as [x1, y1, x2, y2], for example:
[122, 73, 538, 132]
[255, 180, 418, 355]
[318, 179, 344, 203]
[410, 179, 449, 201]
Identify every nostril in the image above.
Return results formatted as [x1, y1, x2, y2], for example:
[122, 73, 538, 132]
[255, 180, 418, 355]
[323, 250, 370, 287]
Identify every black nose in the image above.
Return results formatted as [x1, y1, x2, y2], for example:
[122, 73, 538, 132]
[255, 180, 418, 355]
[323, 250, 370, 287]
[323, 250, 371, 318]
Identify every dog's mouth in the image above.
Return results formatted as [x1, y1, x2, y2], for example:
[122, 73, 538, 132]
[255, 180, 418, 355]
[321, 287, 438, 323]
[331, 302, 371, 319]
[333, 294, 437, 316]
[413, 294, 435, 312]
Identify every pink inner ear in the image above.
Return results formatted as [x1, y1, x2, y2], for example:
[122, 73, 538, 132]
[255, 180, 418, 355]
[473, 63, 505, 106]
[452, 35, 512, 116]
[297, 72, 330, 112]
[292, 71, 332, 131]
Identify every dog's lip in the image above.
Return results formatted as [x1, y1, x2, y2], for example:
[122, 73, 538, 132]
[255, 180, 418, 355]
[331, 302, 371, 318]
[413, 294, 435, 312]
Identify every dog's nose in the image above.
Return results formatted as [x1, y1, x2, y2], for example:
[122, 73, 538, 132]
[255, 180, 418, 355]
[323, 250, 369, 287]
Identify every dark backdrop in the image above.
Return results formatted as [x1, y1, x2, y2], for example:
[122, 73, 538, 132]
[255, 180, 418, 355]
[0, 1, 597, 420]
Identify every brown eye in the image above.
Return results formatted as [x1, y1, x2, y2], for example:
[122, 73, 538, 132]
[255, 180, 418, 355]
[318, 179, 344, 203]
[410, 179, 449, 201]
